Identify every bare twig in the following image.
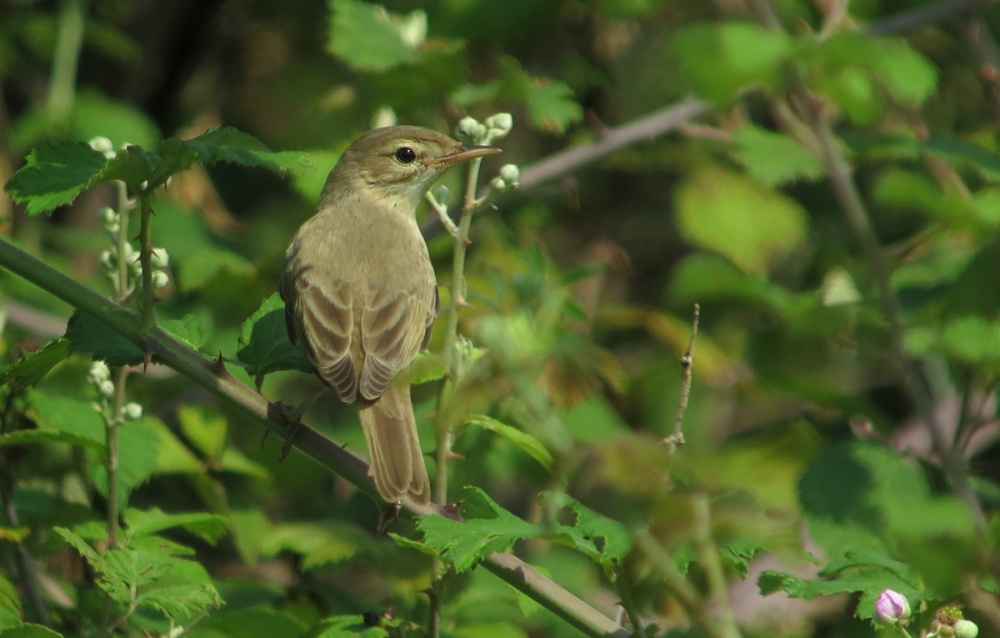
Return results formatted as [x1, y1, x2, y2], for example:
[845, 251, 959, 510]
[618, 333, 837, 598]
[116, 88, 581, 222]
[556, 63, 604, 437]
[664, 304, 700, 453]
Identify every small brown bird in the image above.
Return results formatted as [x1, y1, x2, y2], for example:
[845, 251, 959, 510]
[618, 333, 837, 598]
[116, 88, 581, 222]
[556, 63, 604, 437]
[281, 126, 500, 504]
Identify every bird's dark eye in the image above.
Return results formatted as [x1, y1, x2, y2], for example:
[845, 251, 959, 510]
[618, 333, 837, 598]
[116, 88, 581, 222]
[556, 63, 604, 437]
[394, 146, 417, 163]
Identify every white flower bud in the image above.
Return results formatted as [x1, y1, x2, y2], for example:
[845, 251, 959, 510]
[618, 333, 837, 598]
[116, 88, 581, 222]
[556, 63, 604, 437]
[122, 402, 143, 421]
[499, 163, 520, 185]
[88, 137, 115, 159]
[99, 207, 119, 231]
[955, 620, 979, 638]
[151, 270, 170, 289]
[87, 361, 111, 385]
[150, 248, 169, 269]
[99, 380, 116, 399]
[99, 250, 117, 272]
[485, 112, 513, 137]
[490, 176, 507, 191]
[458, 117, 481, 138]
[129, 260, 143, 277]
[433, 185, 450, 205]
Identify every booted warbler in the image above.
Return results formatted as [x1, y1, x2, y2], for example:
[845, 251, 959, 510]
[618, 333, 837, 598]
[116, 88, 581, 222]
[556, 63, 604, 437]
[281, 126, 500, 504]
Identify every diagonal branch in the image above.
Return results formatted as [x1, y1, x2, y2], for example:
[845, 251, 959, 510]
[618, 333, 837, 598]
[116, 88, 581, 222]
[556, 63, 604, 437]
[0, 236, 629, 638]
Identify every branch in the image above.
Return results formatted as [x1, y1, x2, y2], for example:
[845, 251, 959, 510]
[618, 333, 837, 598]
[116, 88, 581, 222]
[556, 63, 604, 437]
[664, 303, 700, 453]
[0, 236, 629, 638]
[517, 98, 709, 191]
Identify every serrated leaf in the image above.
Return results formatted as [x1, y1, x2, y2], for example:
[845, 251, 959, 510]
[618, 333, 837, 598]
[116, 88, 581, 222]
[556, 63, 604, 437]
[177, 127, 312, 173]
[56, 527, 221, 618]
[27, 391, 103, 443]
[125, 508, 227, 545]
[160, 315, 207, 349]
[734, 125, 823, 186]
[4, 142, 108, 215]
[465, 415, 553, 470]
[303, 614, 389, 637]
[671, 22, 792, 104]
[0, 339, 70, 389]
[328, 0, 423, 71]
[417, 487, 541, 572]
[499, 57, 582, 134]
[91, 418, 161, 506]
[259, 521, 367, 570]
[676, 166, 808, 274]
[64, 308, 144, 367]
[237, 293, 312, 376]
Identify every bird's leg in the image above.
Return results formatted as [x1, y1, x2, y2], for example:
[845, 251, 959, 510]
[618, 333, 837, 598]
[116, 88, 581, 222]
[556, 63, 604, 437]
[270, 386, 327, 461]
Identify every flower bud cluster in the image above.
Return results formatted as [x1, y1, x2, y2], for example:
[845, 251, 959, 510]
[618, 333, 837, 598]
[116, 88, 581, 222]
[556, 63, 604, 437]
[873, 590, 980, 638]
[87, 362, 143, 421]
[97, 227, 171, 292]
[457, 112, 513, 146]
[490, 163, 520, 192]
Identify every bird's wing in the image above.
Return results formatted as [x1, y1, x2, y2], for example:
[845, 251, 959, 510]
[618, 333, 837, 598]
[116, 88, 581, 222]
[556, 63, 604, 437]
[358, 283, 436, 401]
[281, 268, 358, 402]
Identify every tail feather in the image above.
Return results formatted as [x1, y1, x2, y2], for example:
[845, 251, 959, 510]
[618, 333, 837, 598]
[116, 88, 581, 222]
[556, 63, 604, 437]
[358, 383, 430, 504]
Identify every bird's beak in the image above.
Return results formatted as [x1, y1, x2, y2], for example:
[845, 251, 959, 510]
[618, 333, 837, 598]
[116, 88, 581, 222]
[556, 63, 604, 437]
[427, 145, 502, 168]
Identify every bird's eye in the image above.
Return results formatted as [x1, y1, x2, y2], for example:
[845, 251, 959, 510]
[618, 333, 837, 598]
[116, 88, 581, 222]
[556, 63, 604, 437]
[394, 147, 417, 163]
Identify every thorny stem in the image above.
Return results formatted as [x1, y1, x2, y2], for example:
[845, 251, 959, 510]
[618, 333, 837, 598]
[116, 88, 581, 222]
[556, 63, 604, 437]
[430, 154, 491, 638]
[748, 0, 988, 533]
[434, 154, 490, 505]
[136, 190, 156, 333]
[104, 366, 128, 550]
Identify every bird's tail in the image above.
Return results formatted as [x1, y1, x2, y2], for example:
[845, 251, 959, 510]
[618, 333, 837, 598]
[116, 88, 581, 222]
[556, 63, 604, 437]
[359, 383, 430, 504]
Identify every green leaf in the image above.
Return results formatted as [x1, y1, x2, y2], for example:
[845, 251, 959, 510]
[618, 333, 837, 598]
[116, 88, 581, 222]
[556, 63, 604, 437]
[55, 527, 222, 618]
[0, 574, 23, 627]
[671, 22, 792, 104]
[125, 508, 228, 545]
[64, 308, 144, 367]
[237, 293, 312, 376]
[27, 392, 103, 444]
[675, 166, 808, 274]
[160, 315, 208, 349]
[0, 339, 70, 389]
[176, 127, 312, 173]
[259, 521, 367, 570]
[328, 0, 423, 71]
[465, 415, 553, 470]
[177, 404, 228, 460]
[499, 58, 582, 134]
[418, 487, 542, 572]
[91, 418, 161, 505]
[303, 614, 389, 637]
[0, 624, 64, 638]
[734, 125, 823, 186]
[922, 137, 1000, 181]
[4, 142, 108, 215]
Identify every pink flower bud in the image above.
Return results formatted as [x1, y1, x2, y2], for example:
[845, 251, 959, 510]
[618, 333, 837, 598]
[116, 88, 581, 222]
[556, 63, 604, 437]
[875, 589, 910, 625]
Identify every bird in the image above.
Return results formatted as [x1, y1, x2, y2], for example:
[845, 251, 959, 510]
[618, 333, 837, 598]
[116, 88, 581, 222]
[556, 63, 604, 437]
[280, 125, 500, 504]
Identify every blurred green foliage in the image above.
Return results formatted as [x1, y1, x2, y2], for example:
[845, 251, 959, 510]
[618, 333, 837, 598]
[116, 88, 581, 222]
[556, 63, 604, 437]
[2, 1, 1000, 637]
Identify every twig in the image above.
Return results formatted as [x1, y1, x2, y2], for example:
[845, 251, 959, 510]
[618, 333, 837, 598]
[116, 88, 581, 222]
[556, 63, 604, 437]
[0, 236, 629, 638]
[664, 304, 700, 453]
[517, 98, 710, 191]
[613, 564, 649, 638]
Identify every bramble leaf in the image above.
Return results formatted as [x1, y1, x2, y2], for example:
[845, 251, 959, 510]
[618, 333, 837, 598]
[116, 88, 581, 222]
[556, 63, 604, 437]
[237, 293, 312, 376]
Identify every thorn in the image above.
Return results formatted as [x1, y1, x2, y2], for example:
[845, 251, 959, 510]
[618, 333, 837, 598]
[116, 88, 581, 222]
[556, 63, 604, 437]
[260, 430, 270, 449]
[447, 450, 465, 461]
[456, 298, 473, 308]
